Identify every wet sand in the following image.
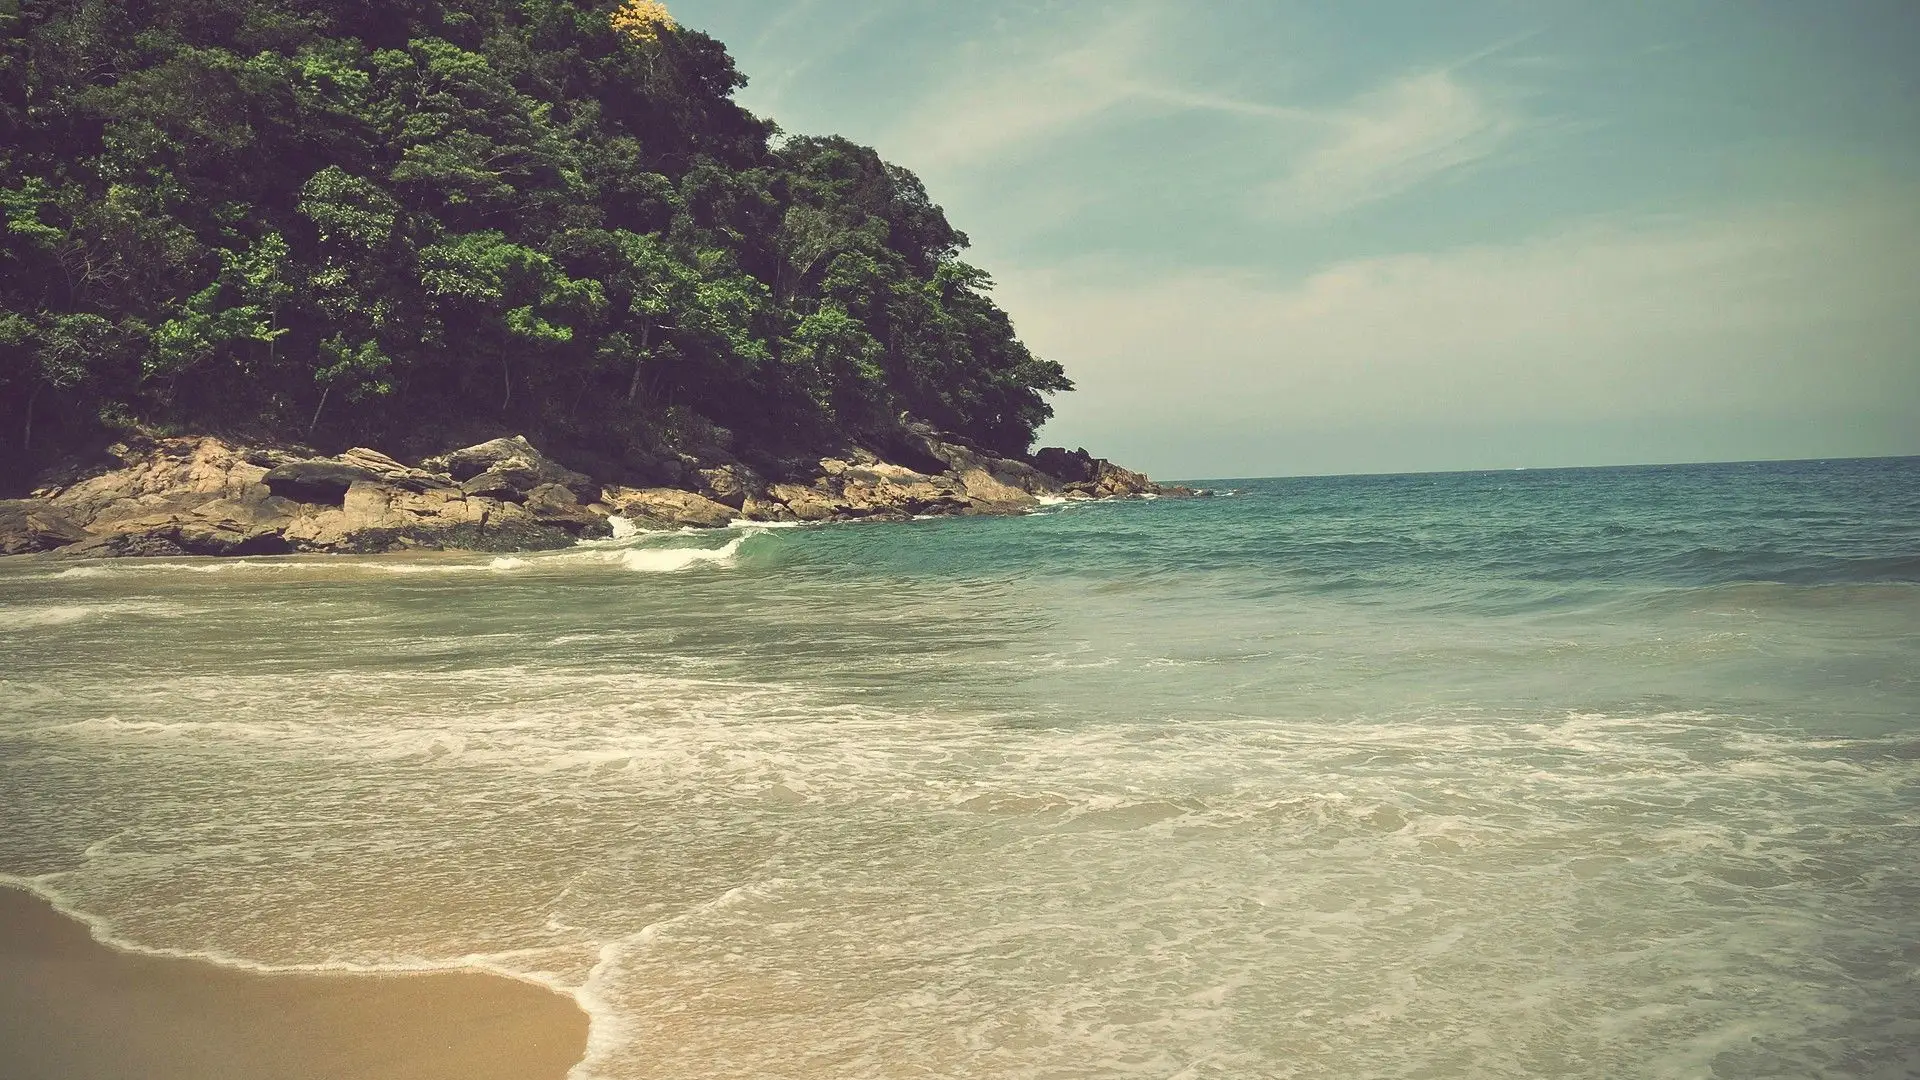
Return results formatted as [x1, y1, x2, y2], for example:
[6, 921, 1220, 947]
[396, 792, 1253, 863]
[0, 886, 588, 1080]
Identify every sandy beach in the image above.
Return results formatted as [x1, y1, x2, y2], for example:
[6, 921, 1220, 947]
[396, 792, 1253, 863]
[0, 886, 588, 1080]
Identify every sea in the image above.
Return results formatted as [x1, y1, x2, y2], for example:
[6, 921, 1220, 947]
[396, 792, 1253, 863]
[2, 457, 1917, 1079]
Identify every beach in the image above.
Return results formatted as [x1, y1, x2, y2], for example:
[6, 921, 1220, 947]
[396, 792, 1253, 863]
[2, 459, 1916, 1077]
[0, 886, 587, 1080]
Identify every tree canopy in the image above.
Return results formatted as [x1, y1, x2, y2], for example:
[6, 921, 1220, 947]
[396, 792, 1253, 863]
[0, 0, 1072, 480]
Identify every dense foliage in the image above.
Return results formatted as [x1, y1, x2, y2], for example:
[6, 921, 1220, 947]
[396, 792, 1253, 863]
[0, 0, 1071, 479]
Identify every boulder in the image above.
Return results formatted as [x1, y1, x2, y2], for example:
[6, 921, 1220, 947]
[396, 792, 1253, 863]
[1091, 460, 1154, 497]
[459, 468, 531, 501]
[696, 464, 763, 510]
[44, 437, 270, 525]
[601, 486, 737, 529]
[0, 500, 90, 555]
[1033, 446, 1098, 484]
[1033, 444, 1156, 497]
[739, 492, 798, 522]
[334, 447, 442, 492]
[60, 500, 294, 557]
[421, 435, 596, 502]
[833, 465, 971, 517]
[897, 425, 1057, 505]
[524, 483, 613, 537]
[263, 460, 377, 505]
[765, 482, 840, 523]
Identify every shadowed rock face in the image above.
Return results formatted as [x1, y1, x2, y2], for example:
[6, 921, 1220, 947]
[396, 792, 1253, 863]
[0, 501, 89, 555]
[1031, 446, 1160, 497]
[4, 424, 1183, 559]
[262, 461, 376, 505]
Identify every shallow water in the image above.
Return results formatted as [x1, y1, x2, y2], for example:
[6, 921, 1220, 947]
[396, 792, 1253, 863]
[3, 458, 1917, 1078]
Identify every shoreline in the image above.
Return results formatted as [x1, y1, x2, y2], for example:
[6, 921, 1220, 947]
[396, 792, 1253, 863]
[0, 883, 589, 1080]
[1, 428, 1193, 561]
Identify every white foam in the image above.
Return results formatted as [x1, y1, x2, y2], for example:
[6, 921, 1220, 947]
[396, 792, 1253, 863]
[0, 601, 200, 628]
[616, 532, 756, 573]
[0, 875, 592, 1012]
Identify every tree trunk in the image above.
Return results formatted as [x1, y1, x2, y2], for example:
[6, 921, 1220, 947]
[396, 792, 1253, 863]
[626, 321, 653, 405]
[22, 382, 41, 452]
[307, 385, 331, 437]
[501, 357, 512, 412]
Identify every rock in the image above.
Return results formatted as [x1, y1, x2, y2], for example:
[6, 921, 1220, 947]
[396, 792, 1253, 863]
[334, 447, 442, 492]
[44, 437, 270, 525]
[0, 500, 90, 555]
[459, 468, 530, 501]
[833, 465, 970, 517]
[739, 492, 797, 522]
[421, 435, 596, 502]
[1033, 446, 1097, 484]
[1033, 444, 1156, 497]
[765, 482, 840, 523]
[61, 499, 294, 557]
[57, 531, 192, 559]
[3, 420, 1163, 560]
[696, 464, 763, 510]
[524, 483, 613, 537]
[262, 460, 377, 504]
[897, 425, 1058, 506]
[1091, 460, 1154, 497]
[601, 486, 738, 529]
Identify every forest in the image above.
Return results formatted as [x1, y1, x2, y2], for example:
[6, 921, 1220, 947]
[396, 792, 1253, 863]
[0, 0, 1073, 484]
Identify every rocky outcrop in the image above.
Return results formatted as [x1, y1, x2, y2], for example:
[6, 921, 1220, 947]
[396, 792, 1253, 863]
[0, 500, 90, 555]
[1030, 446, 1161, 497]
[601, 486, 738, 530]
[14, 435, 609, 558]
[421, 436, 597, 503]
[261, 460, 376, 504]
[3, 422, 1188, 559]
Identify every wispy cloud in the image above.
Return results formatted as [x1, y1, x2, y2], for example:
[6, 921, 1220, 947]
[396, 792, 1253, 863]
[885, 10, 1159, 169]
[886, 5, 1520, 221]
[1263, 70, 1519, 218]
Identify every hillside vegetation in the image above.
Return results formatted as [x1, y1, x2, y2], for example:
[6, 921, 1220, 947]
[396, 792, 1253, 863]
[0, 0, 1073, 485]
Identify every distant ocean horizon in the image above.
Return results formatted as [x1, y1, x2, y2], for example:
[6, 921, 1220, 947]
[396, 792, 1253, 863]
[4, 455, 1916, 1078]
[1171, 451, 1920, 484]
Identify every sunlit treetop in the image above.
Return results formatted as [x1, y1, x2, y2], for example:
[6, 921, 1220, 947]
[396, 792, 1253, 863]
[610, 0, 675, 45]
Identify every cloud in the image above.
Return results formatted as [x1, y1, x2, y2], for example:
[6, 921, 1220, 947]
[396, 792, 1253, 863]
[1002, 196, 1920, 472]
[885, 7, 1519, 224]
[884, 10, 1157, 169]
[884, 4, 1337, 170]
[1263, 70, 1519, 218]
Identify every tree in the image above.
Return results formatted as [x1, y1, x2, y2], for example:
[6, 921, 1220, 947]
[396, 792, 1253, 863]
[0, 0, 1072, 484]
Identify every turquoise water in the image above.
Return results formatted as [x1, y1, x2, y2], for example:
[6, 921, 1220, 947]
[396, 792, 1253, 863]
[2, 458, 1917, 1078]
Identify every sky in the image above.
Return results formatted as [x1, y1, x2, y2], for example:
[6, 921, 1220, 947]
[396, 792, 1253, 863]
[672, 0, 1920, 477]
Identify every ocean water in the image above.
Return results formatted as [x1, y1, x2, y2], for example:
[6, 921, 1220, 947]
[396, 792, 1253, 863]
[2, 457, 1917, 1079]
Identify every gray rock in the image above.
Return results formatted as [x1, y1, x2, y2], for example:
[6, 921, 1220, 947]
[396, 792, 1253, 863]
[696, 464, 763, 510]
[1033, 446, 1097, 483]
[262, 460, 378, 504]
[602, 486, 738, 529]
[0, 500, 90, 555]
[422, 435, 596, 502]
[524, 483, 613, 537]
[459, 468, 531, 501]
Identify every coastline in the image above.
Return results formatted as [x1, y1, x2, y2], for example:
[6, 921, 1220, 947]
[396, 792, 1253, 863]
[1, 426, 1192, 561]
[0, 884, 588, 1080]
